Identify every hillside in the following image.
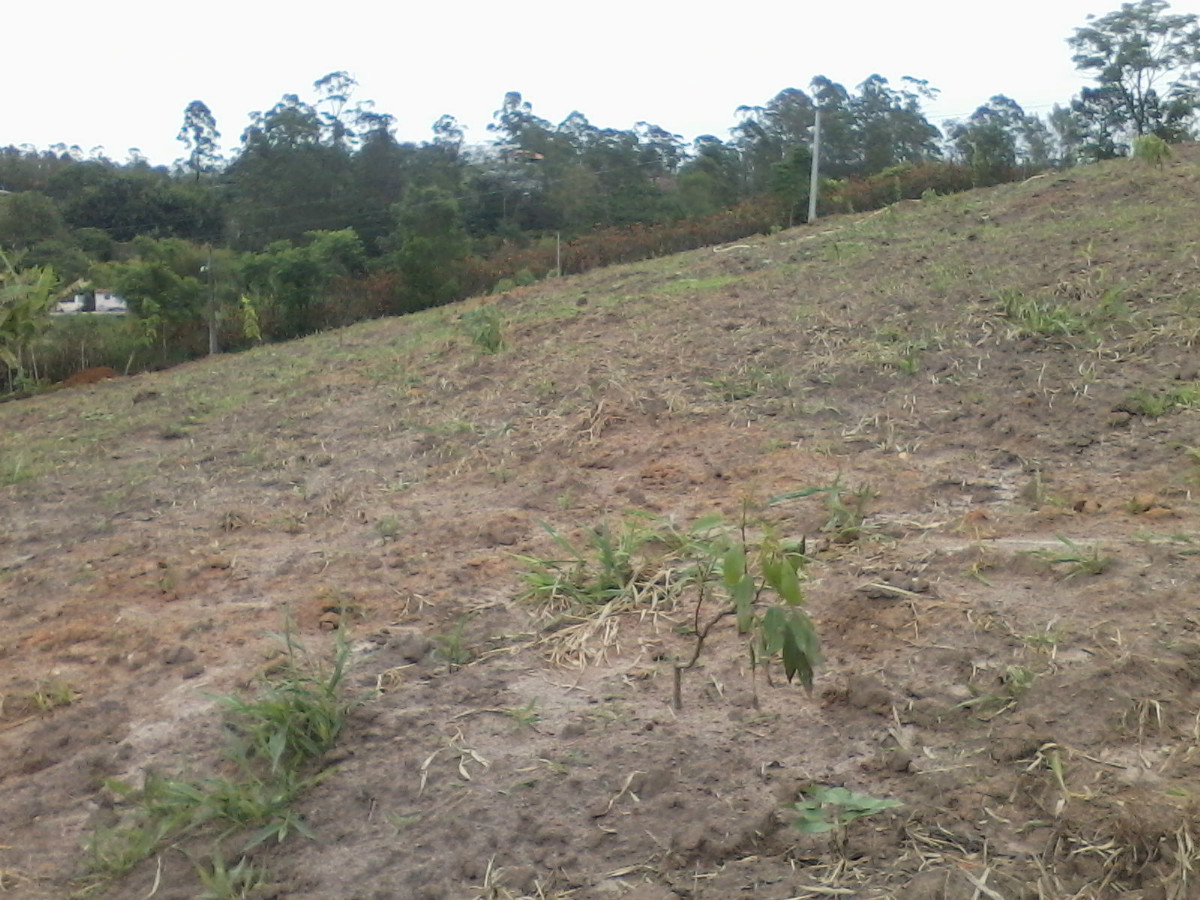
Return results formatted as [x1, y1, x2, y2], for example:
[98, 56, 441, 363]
[4, 147, 1200, 900]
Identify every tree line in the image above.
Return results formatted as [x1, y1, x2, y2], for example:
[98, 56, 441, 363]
[2, 0, 1198, 387]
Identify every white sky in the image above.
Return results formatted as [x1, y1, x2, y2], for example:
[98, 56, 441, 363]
[6, 0, 1197, 167]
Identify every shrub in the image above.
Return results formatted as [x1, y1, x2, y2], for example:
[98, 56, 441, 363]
[1132, 135, 1171, 167]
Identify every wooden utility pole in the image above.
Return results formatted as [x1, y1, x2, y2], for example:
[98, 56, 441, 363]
[808, 108, 822, 224]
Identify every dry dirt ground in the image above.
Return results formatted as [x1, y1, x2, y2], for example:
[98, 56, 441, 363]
[5, 148, 1200, 900]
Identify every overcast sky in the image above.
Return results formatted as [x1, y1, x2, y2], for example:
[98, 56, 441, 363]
[6, 0, 1196, 167]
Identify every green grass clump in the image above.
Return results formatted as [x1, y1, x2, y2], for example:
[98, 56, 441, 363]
[999, 289, 1087, 338]
[516, 517, 662, 613]
[1025, 537, 1114, 580]
[1118, 383, 1200, 418]
[460, 306, 504, 353]
[81, 624, 355, 893]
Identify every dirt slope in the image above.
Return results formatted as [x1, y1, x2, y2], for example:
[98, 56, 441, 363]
[4, 148, 1200, 900]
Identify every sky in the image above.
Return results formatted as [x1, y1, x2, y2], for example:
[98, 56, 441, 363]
[5, 0, 1198, 167]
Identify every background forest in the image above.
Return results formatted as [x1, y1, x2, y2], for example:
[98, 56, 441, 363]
[2, 0, 1199, 390]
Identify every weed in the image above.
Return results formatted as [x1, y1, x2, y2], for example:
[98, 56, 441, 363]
[516, 517, 663, 613]
[460, 306, 504, 353]
[1002, 665, 1035, 698]
[998, 289, 1087, 338]
[1021, 625, 1064, 655]
[1025, 537, 1114, 579]
[387, 812, 423, 834]
[1020, 467, 1050, 506]
[0, 452, 33, 486]
[32, 678, 76, 711]
[790, 785, 901, 835]
[1133, 134, 1171, 167]
[376, 515, 402, 541]
[81, 623, 353, 891]
[957, 665, 1035, 719]
[703, 366, 784, 401]
[1122, 697, 1167, 742]
[221, 625, 351, 776]
[193, 850, 268, 900]
[503, 700, 541, 728]
[1117, 383, 1200, 418]
[84, 822, 168, 879]
[893, 344, 923, 375]
[433, 616, 475, 671]
[770, 478, 876, 543]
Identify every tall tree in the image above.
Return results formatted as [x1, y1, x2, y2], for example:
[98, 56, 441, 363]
[850, 75, 942, 173]
[227, 94, 352, 246]
[676, 136, 741, 217]
[176, 100, 221, 181]
[809, 77, 858, 177]
[1068, 0, 1200, 138]
[313, 71, 359, 147]
[948, 96, 1049, 182]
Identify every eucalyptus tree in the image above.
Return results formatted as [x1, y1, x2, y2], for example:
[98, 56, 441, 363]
[176, 100, 222, 181]
[226, 94, 353, 247]
[1068, 0, 1200, 138]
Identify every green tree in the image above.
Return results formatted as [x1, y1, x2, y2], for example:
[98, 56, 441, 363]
[176, 100, 222, 181]
[850, 75, 942, 173]
[809, 77, 858, 177]
[769, 145, 813, 226]
[1068, 87, 1129, 159]
[227, 94, 353, 247]
[313, 71, 359, 148]
[97, 237, 208, 344]
[384, 187, 469, 314]
[734, 88, 815, 195]
[47, 161, 222, 244]
[240, 229, 366, 337]
[1068, 0, 1200, 138]
[948, 96, 1044, 184]
[676, 136, 741, 217]
[0, 191, 67, 250]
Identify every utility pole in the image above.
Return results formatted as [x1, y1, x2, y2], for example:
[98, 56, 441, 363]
[205, 244, 219, 355]
[808, 107, 822, 224]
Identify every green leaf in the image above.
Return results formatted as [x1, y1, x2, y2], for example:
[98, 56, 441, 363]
[761, 553, 782, 590]
[732, 575, 755, 633]
[781, 625, 813, 688]
[722, 543, 747, 587]
[769, 486, 832, 505]
[791, 807, 834, 833]
[689, 513, 725, 535]
[775, 556, 804, 606]
[760, 605, 785, 651]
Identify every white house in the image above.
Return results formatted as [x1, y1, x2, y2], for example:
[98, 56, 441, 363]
[53, 289, 128, 315]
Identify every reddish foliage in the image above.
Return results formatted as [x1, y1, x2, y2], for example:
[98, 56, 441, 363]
[60, 366, 120, 388]
[460, 198, 780, 295]
[825, 163, 981, 213]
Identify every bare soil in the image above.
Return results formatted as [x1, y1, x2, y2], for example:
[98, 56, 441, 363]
[5, 148, 1200, 899]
